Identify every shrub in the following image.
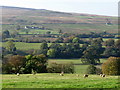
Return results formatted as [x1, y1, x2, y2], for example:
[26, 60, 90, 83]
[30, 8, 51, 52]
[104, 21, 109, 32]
[102, 57, 120, 75]
[86, 65, 102, 74]
[47, 62, 74, 73]
[86, 65, 96, 74]
[96, 67, 102, 74]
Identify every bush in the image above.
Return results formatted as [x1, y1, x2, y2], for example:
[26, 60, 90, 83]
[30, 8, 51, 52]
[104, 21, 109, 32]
[102, 57, 120, 75]
[47, 62, 74, 73]
[96, 67, 102, 74]
[86, 65, 96, 74]
[86, 65, 102, 74]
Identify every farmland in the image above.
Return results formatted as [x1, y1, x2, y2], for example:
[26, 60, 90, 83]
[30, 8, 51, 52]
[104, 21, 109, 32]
[1, 6, 120, 89]
[49, 58, 107, 65]
[1, 58, 118, 88]
[1, 23, 118, 34]
[2, 58, 120, 88]
[2, 42, 53, 50]
[2, 73, 119, 88]
[48, 58, 107, 74]
[1, 38, 118, 50]
[1, 6, 118, 34]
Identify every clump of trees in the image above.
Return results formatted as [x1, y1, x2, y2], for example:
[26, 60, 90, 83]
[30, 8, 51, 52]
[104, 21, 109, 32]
[47, 62, 74, 73]
[81, 38, 104, 65]
[2, 54, 48, 74]
[5, 41, 16, 52]
[2, 55, 26, 74]
[102, 39, 119, 57]
[102, 57, 120, 75]
[47, 43, 83, 58]
[2, 30, 10, 39]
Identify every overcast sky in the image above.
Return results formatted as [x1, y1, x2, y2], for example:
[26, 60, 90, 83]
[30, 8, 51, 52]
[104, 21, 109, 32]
[1, 0, 119, 16]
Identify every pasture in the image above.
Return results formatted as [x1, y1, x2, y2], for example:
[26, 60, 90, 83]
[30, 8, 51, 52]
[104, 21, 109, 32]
[49, 58, 107, 64]
[1, 37, 118, 50]
[2, 42, 52, 50]
[1, 55, 119, 88]
[18, 29, 59, 34]
[1, 42, 41, 50]
[2, 73, 119, 88]
[49, 58, 107, 74]
[2, 42, 83, 50]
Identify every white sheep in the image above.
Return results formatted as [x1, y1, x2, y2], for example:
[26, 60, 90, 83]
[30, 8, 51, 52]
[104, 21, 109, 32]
[60, 71, 64, 76]
[17, 73, 20, 76]
[84, 74, 88, 78]
[100, 74, 103, 77]
[102, 74, 105, 77]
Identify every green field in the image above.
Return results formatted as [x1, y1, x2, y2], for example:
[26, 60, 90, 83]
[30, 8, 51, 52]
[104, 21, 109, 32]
[2, 57, 119, 88]
[1, 42, 41, 50]
[1, 37, 118, 50]
[2, 23, 118, 34]
[18, 29, 59, 34]
[2, 42, 83, 50]
[2, 73, 119, 88]
[49, 58, 107, 64]
[49, 59, 107, 74]
[2, 42, 53, 50]
[49, 59, 88, 74]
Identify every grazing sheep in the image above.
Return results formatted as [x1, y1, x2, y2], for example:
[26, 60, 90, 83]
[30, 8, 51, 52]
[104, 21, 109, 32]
[102, 74, 105, 77]
[100, 74, 103, 77]
[99, 74, 106, 77]
[60, 73, 64, 76]
[17, 73, 20, 76]
[84, 74, 88, 78]
[60, 71, 64, 76]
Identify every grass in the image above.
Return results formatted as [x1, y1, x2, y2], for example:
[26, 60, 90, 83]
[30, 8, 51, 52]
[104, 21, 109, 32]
[2, 42, 68, 50]
[49, 58, 107, 65]
[49, 59, 82, 64]
[43, 23, 118, 33]
[49, 59, 87, 74]
[19, 29, 59, 34]
[1, 42, 41, 50]
[74, 65, 89, 74]
[2, 73, 119, 88]
[2, 58, 118, 88]
[1, 42, 82, 50]
[2, 42, 53, 50]
[103, 38, 119, 41]
[2, 23, 118, 34]
[48, 58, 107, 74]
[1, 39, 117, 51]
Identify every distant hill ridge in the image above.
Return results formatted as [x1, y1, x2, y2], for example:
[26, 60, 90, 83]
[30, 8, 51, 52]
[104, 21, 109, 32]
[1, 6, 115, 17]
[1, 6, 117, 25]
[1, 6, 118, 34]
[1, 6, 46, 10]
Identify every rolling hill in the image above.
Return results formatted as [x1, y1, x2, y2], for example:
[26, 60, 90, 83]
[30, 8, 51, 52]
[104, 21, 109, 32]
[1, 6, 118, 34]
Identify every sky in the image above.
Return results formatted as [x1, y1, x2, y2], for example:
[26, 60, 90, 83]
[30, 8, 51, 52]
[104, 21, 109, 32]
[1, 0, 119, 16]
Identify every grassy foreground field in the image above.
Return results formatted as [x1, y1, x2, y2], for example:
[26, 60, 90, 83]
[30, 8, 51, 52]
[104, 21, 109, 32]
[2, 73, 119, 88]
[2, 59, 119, 88]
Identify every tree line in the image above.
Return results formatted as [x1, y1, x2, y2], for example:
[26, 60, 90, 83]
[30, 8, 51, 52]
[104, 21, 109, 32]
[2, 30, 119, 43]
[2, 38, 120, 65]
